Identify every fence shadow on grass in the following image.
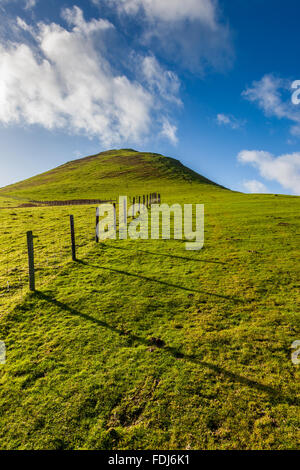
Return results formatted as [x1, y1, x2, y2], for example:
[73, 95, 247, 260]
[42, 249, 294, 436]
[79, 261, 243, 304]
[35, 290, 298, 407]
[99, 244, 226, 265]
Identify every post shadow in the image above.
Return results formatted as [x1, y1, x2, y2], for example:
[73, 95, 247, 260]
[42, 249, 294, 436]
[98, 243, 226, 265]
[34, 290, 297, 406]
[83, 263, 244, 304]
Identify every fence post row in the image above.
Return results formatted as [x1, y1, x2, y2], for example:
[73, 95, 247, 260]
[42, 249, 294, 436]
[23, 194, 163, 292]
[70, 215, 76, 261]
[26, 231, 35, 292]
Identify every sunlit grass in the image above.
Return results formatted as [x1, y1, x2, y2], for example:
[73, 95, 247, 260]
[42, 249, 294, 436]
[0, 151, 299, 449]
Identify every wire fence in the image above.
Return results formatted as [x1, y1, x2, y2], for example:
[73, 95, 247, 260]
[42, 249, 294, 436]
[0, 193, 160, 311]
[0, 206, 97, 309]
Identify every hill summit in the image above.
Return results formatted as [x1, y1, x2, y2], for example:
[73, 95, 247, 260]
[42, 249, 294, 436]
[0, 149, 224, 202]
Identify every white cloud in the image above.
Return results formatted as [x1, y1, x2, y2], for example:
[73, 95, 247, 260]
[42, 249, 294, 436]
[101, 0, 233, 74]
[0, 7, 180, 146]
[107, 0, 217, 26]
[243, 74, 300, 135]
[142, 56, 182, 106]
[217, 113, 244, 130]
[16, 16, 33, 32]
[25, 0, 37, 9]
[0, 0, 38, 9]
[238, 150, 300, 195]
[243, 180, 267, 193]
[160, 118, 178, 145]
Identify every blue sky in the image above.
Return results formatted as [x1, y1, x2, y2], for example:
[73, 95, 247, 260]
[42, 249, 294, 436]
[0, 0, 300, 195]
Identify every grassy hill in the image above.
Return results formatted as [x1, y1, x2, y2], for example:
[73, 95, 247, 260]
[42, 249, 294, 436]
[0, 149, 224, 203]
[0, 150, 299, 450]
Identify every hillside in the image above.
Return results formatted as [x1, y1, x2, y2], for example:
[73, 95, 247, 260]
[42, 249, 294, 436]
[0, 149, 224, 203]
[0, 150, 299, 450]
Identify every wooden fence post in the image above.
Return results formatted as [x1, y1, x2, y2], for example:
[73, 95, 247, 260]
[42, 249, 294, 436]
[26, 231, 35, 291]
[70, 215, 76, 261]
[119, 196, 127, 240]
[95, 207, 99, 243]
[113, 203, 117, 232]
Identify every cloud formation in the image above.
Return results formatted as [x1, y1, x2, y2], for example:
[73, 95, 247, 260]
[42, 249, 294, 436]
[217, 113, 244, 129]
[243, 180, 267, 193]
[0, 7, 180, 146]
[0, 0, 37, 9]
[160, 118, 178, 145]
[141, 56, 182, 106]
[107, 0, 216, 25]
[100, 0, 233, 74]
[25, 0, 37, 9]
[243, 74, 300, 135]
[238, 150, 300, 195]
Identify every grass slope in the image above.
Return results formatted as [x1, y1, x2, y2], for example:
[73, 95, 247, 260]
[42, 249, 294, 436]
[0, 151, 299, 450]
[0, 149, 223, 203]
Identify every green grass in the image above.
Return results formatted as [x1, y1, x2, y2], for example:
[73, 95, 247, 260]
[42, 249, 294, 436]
[0, 149, 223, 203]
[0, 150, 299, 450]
